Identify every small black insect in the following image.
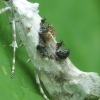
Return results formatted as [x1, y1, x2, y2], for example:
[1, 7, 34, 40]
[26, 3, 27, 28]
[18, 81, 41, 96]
[56, 49, 70, 59]
[56, 40, 64, 49]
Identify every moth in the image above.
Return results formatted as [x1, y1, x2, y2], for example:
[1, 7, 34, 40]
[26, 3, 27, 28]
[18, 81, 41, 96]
[0, 0, 70, 100]
[1, 0, 100, 100]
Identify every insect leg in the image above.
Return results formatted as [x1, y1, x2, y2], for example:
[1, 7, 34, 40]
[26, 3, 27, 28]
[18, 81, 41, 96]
[35, 73, 49, 100]
[0, 5, 17, 77]
[0, 7, 11, 14]
[10, 19, 18, 78]
[27, 58, 31, 63]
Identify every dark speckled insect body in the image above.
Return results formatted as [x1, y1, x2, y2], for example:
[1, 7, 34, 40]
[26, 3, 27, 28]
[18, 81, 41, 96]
[56, 49, 70, 59]
[37, 34, 49, 57]
[55, 40, 70, 60]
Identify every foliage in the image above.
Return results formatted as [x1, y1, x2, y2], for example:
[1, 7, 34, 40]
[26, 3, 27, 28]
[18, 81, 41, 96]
[0, 0, 100, 100]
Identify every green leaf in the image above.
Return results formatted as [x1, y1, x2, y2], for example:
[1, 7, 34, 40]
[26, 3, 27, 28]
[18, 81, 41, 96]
[0, 0, 100, 100]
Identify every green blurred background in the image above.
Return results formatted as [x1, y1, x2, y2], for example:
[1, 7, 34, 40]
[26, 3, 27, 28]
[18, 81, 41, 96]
[0, 0, 100, 100]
